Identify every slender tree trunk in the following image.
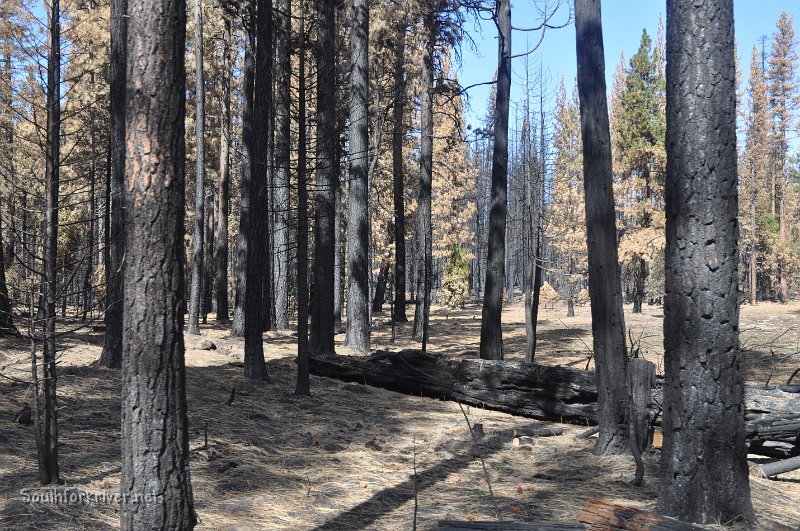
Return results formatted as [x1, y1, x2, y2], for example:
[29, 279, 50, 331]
[778, 194, 787, 302]
[231, 27, 255, 338]
[244, 0, 272, 380]
[37, 0, 61, 486]
[81, 103, 96, 322]
[632, 257, 645, 313]
[187, 0, 205, 335]
[657, 0, 753, 523]
[310, 0, 336, 354]
[202, 188, 214, 321]
[372, 262, 389, 313]
[215, 20, 232, 323]
[391, 20, 408, 323]
[100, 0, 127, 368]
[574, 0, 629, 455]
[0, 196, 13, 335]
[121, 0, 195, 522]
[295, 1, 310, 395]
[479, 0, 510, 360]
[750, 186, 757, 304]
[411, 12, 435, 351]
[0, 50, 14, 335]
[345, 0, 370, 352]
[272, 0, 291, 330]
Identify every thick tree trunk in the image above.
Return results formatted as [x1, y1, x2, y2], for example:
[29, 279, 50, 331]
[99, 0, 127, 368]
[345, 0, 371, 352]
[412, 13, 435, 351]
[187, 0, 205, 335]
[272, 0, 291, 331]
[479, 0, 510, 360]
[231, 29, 255, 338]
[657, 0, 753, 523]
[243, 0, 272, 381]
[574, 0, 630, 455]
[295, 3, 310, 395]
[215, 22, 231, 323]
[310, 0, 337, 354]
[391, 20, 408, 323]
[121, 0, 195, 524]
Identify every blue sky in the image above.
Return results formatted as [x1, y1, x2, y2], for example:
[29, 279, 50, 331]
[456, 1, 799, 129]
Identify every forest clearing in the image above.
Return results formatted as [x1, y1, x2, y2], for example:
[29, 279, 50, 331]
[2, 302, 800, 529]
[1, 0, 799, 526]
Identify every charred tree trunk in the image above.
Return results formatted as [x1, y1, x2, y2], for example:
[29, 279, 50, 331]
[187, 0, 205, 335]
[243, 0, 272, 380]
[372, 262, 389, 313]
[272, 0, 291, 331]
[411, 12, 435, 351]
[121, 0, 195, 522]
[99, 0, 127, 368]
[391, 20, 408, 323]
[202, 188, 214, 322]
[310, 0, 337, 354]
[38, 0, 61, 485]
[215, 20, 232, 323]
[345, 0, 371, 352]
[295, 2, 310, 395]
[657, 0, 753, 523]
[0, 196, 13, 336]
[479, 0, 510, 360]
[574, 0, 630, 455]
[231, 25, 255, 338]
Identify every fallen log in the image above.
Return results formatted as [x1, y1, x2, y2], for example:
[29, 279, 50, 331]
[310, 350, 799, 446]
[749, 455, 800, 478]
[577, 499, 702, 530]
[310, 350, 598, 421]
[436, 521, 583, 530]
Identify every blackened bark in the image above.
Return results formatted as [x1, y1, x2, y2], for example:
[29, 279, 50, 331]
[411, 13, 435, 351]
[99, 0, 127, 368]
[187, 0, 205, 335]
[525, 107, 545, 363]
[372, 262, 389, 313]
[574, 0, 629, 455]
[121, 0, 195, 524]
[215, 21, 232, 323]
[231, 26, 255, 338]
[81, 106, 97, 322]
[632, 257, 645, 313]
[202, 188, 214, 321]
[295, 1, 310, 395]
[272, 0, 291, 331]
[345, 0, 370, 352]
[479, 0, 510, 360]
[38, 0, 61, 485]
[310, 0, 336, 354]
[243, 0, 272, 380]
[0, 198, 14, 336]
[657, 0, 753, 523]
[391, 20, 408, 323]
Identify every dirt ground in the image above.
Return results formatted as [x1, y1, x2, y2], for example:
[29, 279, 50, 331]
[1, 300, 799, 530]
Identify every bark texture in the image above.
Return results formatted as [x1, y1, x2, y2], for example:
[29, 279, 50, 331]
[574, 0, 629, 455]
[295, 1, 310, 395]
[391, 19, 408, 323]
[215, 19, 232, 323]
[345, 0, 371, 352]
[99, 0, 127, 368]
[657, 0, 753, 523]
[479, 0, 510, 360]
[310, 0, 337, 354]
[272, 0, 291, 331]
[187, 0, 205, 335]
[121, 0, 195, 524]
[411, 13, 435, 350]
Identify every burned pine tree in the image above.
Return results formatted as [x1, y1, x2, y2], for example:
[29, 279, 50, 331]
[120, 0, 195, 523]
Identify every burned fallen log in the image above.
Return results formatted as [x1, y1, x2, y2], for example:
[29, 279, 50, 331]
[310, 350, 598, 422]
[309, 350, 799, 447]
[749, 455, 800, 478]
